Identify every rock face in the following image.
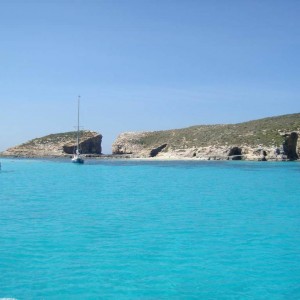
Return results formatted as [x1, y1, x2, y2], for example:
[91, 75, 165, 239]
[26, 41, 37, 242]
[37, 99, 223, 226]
[112, 132, 148, 155]
[283, 132, 299, 160]
[1, 130, 102, 157]
[63, 134, 102, 154]
[112, 113, 300, 160]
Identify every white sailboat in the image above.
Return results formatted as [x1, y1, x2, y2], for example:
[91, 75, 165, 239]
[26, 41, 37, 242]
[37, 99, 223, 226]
[72, 96, 84, 164]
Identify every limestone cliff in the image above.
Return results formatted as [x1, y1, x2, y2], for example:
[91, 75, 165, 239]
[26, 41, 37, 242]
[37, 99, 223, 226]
[112, 113, 300, 160]
[1, 130, 102, 157]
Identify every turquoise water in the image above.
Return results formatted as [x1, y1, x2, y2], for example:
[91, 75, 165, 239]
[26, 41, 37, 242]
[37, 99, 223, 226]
[0, 159, 300, 299]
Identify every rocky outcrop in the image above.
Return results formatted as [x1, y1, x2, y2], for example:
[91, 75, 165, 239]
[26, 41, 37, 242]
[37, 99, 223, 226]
[112, 132, 148, 156]
[1, 130, 102, 157]
[63, 134, 102, 154]
[283, 132, 298, 160]
[112, 113, 300, 160]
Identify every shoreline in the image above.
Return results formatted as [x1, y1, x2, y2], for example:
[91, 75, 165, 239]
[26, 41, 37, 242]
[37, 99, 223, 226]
[0, 154, 298, 163]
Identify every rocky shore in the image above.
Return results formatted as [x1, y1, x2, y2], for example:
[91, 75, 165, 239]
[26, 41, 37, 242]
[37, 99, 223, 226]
[1, 113, 299, 161]
[112, 133, 299, 161]
[112, 114, 300, 161]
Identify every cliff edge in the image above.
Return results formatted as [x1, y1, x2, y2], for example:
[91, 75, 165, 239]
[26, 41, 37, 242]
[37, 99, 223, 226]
[1, 130, 102, 157]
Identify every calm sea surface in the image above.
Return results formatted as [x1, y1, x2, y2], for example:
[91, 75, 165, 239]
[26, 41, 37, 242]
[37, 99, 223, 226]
[0, 158, 300, 299]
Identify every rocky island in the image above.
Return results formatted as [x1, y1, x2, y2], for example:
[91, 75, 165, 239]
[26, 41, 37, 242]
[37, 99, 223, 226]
[1, 130, 102, 157]
[112, 113, 300, 161]
[1, 113, 299, 161]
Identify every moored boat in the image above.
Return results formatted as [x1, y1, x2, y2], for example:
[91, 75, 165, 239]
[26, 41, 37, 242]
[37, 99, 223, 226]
[72, 96, 84, 164]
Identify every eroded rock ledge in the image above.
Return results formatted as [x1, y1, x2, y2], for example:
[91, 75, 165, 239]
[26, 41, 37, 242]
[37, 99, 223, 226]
[112, 132, 299, 161]
[112, 113, 300, 161]
[1, 130, 102, 157]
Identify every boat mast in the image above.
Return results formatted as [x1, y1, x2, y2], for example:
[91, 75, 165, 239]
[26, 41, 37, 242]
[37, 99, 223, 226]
[77, 95, 80, 153]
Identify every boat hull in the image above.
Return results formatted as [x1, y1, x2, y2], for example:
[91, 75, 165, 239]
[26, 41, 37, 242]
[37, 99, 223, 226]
[72, 156, 84, 164]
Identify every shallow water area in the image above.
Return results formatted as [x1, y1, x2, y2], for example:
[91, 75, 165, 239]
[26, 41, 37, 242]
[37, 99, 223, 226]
[0, 158, 300, 299]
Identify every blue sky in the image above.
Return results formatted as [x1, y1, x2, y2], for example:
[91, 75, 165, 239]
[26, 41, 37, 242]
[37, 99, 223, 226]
[0, 0, 299, 153]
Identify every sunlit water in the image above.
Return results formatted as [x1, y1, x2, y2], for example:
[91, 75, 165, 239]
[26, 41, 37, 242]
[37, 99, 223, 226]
[0, 158, 300, 299]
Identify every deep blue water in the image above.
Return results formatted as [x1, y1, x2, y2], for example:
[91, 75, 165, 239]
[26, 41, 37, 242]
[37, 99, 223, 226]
[0, 158, 300, 299]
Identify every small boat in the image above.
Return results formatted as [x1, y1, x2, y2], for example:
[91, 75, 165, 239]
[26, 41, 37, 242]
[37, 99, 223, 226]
[72, 96, 84, 164]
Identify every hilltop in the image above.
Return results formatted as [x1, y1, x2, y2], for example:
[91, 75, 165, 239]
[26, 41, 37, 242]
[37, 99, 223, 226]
[112, 113, 300, 160]
[1, 130, 102, 157]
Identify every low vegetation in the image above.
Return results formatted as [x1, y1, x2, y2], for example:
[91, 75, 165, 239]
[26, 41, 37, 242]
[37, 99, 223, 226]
[137, 113, 300, 149]
[20, 131, 95, 147]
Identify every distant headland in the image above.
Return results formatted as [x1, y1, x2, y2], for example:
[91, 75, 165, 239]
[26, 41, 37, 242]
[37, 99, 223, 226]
[1, 131, 102, 158]
[1, 113, 299, 161]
